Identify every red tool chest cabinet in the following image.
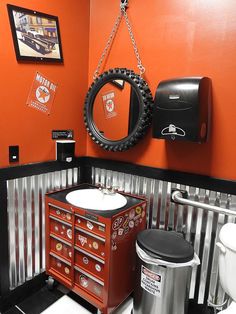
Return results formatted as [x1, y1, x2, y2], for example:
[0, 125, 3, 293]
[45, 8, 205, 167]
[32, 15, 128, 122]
[45, 184, 147, 314]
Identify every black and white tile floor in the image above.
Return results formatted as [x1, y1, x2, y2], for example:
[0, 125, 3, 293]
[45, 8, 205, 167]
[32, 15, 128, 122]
[3, 284, 214, 314]
[3, 285, 133, 314]
[41, 295, 133, 314]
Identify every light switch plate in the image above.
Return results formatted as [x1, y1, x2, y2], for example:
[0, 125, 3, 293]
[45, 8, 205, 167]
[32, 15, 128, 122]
[9, 145, 19, 163]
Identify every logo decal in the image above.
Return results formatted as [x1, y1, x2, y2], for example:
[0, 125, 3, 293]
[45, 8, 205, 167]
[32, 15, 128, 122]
[78, 235, 87, 246]
[161, 124, 186, 138]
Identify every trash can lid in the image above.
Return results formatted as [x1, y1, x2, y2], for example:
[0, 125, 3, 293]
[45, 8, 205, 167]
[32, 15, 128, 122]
[137, 229, 194, 263]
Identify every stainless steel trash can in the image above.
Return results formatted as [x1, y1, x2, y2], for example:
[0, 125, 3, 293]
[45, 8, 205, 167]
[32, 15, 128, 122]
[133, 229, 200, 314]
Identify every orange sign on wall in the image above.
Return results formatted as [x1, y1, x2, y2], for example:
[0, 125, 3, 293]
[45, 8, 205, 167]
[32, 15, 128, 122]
[102, 91, 117, 119]
[27, 72, 57, 115]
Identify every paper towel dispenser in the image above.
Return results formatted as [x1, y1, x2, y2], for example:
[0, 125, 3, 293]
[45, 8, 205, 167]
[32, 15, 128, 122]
[152, 77, 211, 142]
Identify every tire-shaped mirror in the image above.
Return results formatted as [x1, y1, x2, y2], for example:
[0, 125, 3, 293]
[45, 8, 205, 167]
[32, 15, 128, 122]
[84, 68, 153, 152]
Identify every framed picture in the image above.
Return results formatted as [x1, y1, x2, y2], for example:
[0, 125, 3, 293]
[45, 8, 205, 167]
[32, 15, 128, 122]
[7, 4, 63, 63]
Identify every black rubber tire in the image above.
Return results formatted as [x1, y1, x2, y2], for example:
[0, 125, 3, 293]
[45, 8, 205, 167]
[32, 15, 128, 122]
[84, 68, 153, 152]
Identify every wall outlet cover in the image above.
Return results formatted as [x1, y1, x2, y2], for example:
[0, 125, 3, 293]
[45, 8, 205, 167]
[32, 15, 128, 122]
[9, 145, 19, 163]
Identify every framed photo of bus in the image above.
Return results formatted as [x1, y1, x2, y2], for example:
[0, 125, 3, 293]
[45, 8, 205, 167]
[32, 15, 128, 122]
[7, 4, 63, 63]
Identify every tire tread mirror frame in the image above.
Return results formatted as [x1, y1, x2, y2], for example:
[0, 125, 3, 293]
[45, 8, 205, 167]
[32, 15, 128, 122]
[84, 68, 153, 152]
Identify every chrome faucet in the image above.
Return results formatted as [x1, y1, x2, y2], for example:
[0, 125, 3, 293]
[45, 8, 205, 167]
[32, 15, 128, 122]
[97, 183, 119, 195]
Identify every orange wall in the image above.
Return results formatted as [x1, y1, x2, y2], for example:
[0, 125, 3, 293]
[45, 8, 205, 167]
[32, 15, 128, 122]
[88, 0, 236, 181]
[0, 0, 89, 167]
[2, 0, 236, 181]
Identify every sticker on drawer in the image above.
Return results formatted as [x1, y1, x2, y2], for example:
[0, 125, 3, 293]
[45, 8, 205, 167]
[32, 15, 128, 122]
[56, 243, 63, 252]
[141, 265, 162, 297]
[87, 221, 94, 230]
[78, 235, 87, 246]
[67, 229, 72, 239]
[80, 275, 89, 288]
[112, 216, 124, 230]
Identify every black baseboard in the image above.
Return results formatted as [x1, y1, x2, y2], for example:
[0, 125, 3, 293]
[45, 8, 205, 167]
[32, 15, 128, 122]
[0, 273, 47, 313]
[0, 156, 235, 194]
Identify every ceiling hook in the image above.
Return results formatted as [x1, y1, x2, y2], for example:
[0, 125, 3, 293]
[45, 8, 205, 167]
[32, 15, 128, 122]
[120, 0, 128, 11]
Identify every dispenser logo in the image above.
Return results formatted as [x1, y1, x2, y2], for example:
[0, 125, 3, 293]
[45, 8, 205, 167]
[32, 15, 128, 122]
[27, 72, 57, 115]
[161, 124, 186, 139]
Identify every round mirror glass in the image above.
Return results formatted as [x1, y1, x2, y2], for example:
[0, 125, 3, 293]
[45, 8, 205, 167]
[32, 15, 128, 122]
[84, 68, 153, 152]
[93, 80, 140, 141]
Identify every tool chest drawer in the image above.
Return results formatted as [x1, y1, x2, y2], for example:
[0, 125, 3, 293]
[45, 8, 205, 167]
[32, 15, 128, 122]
[48, 203, 73, 224]
[50, 235, 72, 262]
[49, 252, 72, 282]
[74, 227, 106, 259]
[74, 266, 104, 301]
[49, 215, 73, 242]
[74, 247, 105, 280]
[75, 214, 106, 237]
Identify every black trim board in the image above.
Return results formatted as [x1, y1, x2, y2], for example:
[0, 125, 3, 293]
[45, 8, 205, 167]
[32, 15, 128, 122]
[0, 159, 81, 181]
[0, 156, 235, 194]
[84, 157, 236, 195]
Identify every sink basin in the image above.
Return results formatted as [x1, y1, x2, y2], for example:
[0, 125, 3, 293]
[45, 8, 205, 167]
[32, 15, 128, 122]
[65, 188, 127, 210]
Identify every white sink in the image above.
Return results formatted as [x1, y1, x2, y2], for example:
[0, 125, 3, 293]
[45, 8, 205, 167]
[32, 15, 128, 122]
[65, 188, 127, 210]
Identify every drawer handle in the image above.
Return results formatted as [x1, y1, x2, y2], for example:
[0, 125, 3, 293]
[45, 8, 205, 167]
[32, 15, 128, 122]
[49, 215, 72, 227]
[50, 234, 72, 247]
[74, 246, 105, 264]
[75, 213, 106, 228]
[48, 203, 72, 214]
[50, 252, 71, 266]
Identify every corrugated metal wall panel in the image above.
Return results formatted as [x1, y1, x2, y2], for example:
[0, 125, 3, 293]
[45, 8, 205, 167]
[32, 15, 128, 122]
[7, 164, 236, 307]
[91, 167, 236, 305]
[7, 167, 80, 290]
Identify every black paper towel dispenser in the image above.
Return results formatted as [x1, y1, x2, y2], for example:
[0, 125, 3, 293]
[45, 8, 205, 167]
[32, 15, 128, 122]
[152, 77, 211, 142]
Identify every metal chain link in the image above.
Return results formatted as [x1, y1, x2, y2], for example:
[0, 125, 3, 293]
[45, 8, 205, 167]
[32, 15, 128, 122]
[121, 7, 145, 75]
[93, 12, 122, 80]
[93, 2, 145, 80]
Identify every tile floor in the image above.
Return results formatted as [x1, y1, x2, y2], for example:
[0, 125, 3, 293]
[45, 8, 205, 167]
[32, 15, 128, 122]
[3, 284, 214, 314]
[41, 295, 133, 314]
[3, 285, 133, 314]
